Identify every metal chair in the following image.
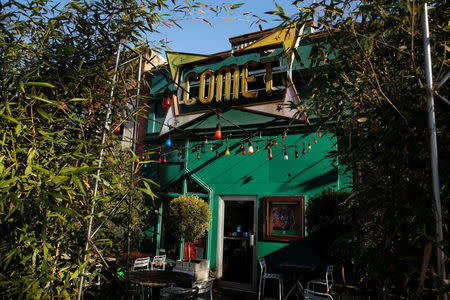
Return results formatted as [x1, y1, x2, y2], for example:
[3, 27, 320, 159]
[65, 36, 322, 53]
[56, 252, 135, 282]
[304, 288, 333, 300]
[307, 265, 334, 293]
[192, 279, 214, 300]
[151, 254, 167, 271]
[133, 257, 151, 271]
[258, 257, 283, 300]
[160, 286, 198, 299]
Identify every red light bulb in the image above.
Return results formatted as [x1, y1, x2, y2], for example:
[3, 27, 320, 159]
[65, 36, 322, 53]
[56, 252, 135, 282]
[162, 88, 172, 109]
[215, 123, 222, 140]
[113, 123, 120, 133]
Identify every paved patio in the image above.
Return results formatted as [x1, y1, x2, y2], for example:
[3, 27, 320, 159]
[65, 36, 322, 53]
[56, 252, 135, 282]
[212, 287, 258, 300]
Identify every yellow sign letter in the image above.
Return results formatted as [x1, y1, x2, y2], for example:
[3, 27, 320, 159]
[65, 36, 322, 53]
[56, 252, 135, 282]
[183, 72, 198, 105]
[242, 61, 258, 98]
[199, 69, 215, 104]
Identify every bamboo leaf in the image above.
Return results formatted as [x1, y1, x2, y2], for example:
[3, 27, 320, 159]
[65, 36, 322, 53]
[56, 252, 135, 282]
[24, 82, 56, 89]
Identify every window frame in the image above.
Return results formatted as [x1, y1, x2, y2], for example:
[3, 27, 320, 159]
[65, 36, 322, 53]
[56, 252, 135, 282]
[263, 196, 305, 242]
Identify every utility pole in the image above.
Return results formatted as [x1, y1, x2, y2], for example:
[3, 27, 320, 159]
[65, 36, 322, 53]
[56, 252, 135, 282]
[421, 4, 447, 299]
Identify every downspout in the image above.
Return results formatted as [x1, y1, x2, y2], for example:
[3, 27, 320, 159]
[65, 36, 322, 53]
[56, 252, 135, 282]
[155, 203, 162, 256]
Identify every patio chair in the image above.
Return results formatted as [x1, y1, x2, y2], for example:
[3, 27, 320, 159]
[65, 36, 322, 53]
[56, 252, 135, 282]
[173, 266, 195, 277]
[304, 288, 333, 300]
[307, 265, 334, 293]
[192, 278, 214, 300]
[133, 257, 151, 271]
[258, 257, 283, 300]
[151, 255, 167, 271]
[160, 286, 198, 299]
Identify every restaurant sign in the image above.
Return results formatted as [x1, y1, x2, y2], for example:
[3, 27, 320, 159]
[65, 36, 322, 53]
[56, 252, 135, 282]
[159, 23, 308, 136]
[176, 57, 287, 115]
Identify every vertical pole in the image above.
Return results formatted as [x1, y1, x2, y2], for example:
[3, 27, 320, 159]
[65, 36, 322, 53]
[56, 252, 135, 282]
[155, 203, 162, 256]
[422, 4, 447, 299]
[77, 42, 122, 300]
[127, 54, 143, 271]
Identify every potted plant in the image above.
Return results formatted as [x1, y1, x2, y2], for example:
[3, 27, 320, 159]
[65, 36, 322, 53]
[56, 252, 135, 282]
[167, 195, 212, 279]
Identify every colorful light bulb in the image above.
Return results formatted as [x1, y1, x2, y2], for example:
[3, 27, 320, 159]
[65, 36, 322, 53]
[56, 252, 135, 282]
[205, 137, 208, 144]
[275, 140, 278, 146]
[308, 143, 312, 150]
[302, 145, 306, 155]
[318, 132, 322, 138]
[163, 155, 167, 163]
[162, 88, 172, 109]
[248, 141, 254, 154]
[165, 136, 172, 147]
[314, 138, 317, 144]
[225, 147, 230, 156]
[256, 143, 260, 153]
[177, 152, 182, 161]
[158, 156, 162, 163]
[295, 149, 299, 159]
[210, 145, 213, 151]
[113, 123, 121, 133]
[268, 148, 273, 160]
[240, 142, 244, 150]
[197, 150, 200, 160]
[242, 148, 246, 155]
[284, 151, 289, 160]
[215, 122, 222, 140]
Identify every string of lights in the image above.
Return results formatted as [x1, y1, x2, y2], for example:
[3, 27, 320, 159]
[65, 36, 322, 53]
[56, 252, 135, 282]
[132, 125, 326, 166]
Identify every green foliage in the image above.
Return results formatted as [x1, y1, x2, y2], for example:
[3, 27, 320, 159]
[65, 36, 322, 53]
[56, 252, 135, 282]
[306, 190, 357, 282]
[167, 195, 211, 245]
[273, 0, 449, 298]
[0, 0, 245, 298]
[306, 189, 353, 236]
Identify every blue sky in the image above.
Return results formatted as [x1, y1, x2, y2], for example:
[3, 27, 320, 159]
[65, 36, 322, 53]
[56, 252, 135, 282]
[153, 0, 300, 56]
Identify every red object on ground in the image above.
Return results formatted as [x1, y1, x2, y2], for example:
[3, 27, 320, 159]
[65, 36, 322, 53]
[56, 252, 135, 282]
[183, 242, 206, 260]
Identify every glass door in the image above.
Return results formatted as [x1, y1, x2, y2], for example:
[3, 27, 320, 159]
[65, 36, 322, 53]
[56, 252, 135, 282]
[218, 196, 257, 291]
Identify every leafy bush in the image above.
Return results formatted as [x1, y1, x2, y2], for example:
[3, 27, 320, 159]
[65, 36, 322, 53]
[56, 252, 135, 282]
[167, 195, 211, 261]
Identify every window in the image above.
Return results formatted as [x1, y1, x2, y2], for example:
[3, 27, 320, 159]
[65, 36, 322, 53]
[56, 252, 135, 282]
[263, 196, 305, 241]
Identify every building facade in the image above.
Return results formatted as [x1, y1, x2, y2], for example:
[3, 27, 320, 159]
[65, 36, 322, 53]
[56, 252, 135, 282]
[141, 22, 351, 291]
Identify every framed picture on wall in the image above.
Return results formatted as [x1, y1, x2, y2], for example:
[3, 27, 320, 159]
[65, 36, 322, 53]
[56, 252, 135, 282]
[263, 196, 305, 241]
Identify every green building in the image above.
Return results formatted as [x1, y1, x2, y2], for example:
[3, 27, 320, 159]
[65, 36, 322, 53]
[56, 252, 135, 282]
[141, 22, 351, 291]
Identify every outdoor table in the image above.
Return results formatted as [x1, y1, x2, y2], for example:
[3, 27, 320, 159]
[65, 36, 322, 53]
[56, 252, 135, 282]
[272, 263, 316, 300]
[126, 270, 193, 299]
